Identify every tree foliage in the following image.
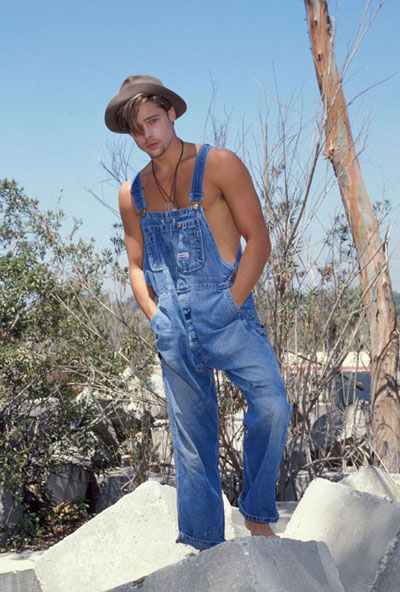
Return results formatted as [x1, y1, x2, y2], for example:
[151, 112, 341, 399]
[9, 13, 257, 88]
[0, 179, 159, 548]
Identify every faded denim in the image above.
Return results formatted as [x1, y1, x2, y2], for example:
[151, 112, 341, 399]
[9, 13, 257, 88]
[131, 144, 291, 550]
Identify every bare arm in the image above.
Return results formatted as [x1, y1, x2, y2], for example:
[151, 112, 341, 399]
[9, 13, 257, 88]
[210, 149, 271, 307]
[119, 180, 157, 321]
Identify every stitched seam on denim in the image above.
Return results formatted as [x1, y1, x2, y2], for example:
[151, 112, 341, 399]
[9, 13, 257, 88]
[238, 496, 279, 523]
[189, 144, 211, 201]
[177, 531, 224, 546]
[131, 173, 146, 212]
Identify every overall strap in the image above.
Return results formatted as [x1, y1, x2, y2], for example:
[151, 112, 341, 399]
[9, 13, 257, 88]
[189, 144, 212, 203]
[130, 173, 147, 213]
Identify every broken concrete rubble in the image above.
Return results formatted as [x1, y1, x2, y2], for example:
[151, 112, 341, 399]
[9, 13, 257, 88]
[35, 481, 194, 592]
[2, 466, 400, 592]
[370, 529, 400, 592]
[0, 551, 42, 592]
[340, 465, 400, 502]
[46, 461, 92, 505]
[284, 477, 400, 592]
[105, 537, 344, 592]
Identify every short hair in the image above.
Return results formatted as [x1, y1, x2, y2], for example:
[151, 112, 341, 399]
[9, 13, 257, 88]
[116, 93, 172, 135]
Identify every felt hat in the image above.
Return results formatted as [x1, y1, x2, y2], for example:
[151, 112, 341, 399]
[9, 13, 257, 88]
[105, 74, 187, 133]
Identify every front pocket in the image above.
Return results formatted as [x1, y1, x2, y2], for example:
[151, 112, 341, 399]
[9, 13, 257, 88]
[222, 288, 242, 317]
[142, 218, 204, 274]
[142, 226, 167, 272]
[150, 305, 160, 333]
[175, 218, 204, 273]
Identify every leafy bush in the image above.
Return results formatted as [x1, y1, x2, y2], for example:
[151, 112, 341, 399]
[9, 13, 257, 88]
[0, 179, 158, 548]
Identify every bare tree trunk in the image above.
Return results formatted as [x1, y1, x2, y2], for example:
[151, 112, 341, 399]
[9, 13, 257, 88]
[304, 0, 400, 471]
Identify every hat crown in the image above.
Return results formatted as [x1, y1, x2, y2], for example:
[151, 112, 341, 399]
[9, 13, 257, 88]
[105, 74, 187, 133]
[120, 75, 164, 93]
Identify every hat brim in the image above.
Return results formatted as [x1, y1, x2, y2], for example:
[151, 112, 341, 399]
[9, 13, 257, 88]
[105, 82, 187, 133]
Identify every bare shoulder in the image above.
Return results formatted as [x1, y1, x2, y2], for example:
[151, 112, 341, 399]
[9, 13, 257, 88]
[119, 179, 132, 203]
[206, 147, 250, 184]
[207, 146, 242, 167]
[205, 147, 255, 199]
[118, 179, 135, 215]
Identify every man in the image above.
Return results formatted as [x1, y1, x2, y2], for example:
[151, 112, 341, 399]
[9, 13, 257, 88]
[105, 75, 291, 551]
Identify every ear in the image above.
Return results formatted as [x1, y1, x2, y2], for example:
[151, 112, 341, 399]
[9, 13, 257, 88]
[168, 106, 176, 123]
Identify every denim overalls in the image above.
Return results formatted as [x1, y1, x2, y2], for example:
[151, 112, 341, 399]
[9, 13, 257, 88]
[131, 144, 291, 551]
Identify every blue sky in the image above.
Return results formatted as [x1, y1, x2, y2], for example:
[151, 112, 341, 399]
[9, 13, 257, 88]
[1, 0, 399, 289]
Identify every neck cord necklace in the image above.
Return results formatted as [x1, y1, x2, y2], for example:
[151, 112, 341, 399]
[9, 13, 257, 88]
[151, 140, 184, 211]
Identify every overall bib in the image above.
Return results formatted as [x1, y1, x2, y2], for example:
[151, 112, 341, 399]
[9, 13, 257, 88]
[131, 144, 291, 550]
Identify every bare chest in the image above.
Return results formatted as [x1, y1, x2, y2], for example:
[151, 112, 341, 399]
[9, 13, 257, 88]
[140, 160, 219, 213]
[140, 158, 240, 266]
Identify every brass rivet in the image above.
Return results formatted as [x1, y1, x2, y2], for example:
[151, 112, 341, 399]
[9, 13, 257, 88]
[193, 203, 199, 210]
[156, 226, 160, 231]
[229, 273, 236, 279]
[177, 223, 182, 229]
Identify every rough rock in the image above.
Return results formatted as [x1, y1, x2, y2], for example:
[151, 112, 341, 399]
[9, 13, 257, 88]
[370, 530, 400, 591]
[35, 481, 195, 592]
[105, 537, 344, 592]
[284, 477, 400, 592]
[340, 465, 400, 502]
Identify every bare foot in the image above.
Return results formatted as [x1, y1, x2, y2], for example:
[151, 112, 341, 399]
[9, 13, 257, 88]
[245, 519, 279, 539]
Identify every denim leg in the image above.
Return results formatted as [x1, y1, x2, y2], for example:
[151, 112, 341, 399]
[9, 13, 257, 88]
[159, 356, 225, 550]
[223, 331, 291, 523]
[192, 290, 291, 525]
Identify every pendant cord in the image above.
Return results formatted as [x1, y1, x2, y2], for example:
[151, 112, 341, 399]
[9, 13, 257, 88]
[151, 140, 184, 210]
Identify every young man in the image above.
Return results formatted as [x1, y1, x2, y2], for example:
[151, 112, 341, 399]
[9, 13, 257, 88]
[105, 75, 291, 551]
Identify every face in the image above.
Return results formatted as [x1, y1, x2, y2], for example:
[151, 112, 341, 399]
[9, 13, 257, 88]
[130, 101, 176, 158]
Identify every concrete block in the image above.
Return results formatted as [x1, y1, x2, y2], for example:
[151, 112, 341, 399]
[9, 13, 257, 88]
[151, 419, 173, 465]
[46, 462, 92, 505]
[284, 478, 400, 592]
[35, 481, 195, 592]
[371, 530, 400, 591]
[340, 400, 369, 441]
[0, 488, 22, 539]
[390, 473, 400, 490]
[340, 465, 400, 502]
[283, 468, 341, 502]
[0, 551, 42, 592]
[93, 468, 136, 513]
[105, 537, 344, 592]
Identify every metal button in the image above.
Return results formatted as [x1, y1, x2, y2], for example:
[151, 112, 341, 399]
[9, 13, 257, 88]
[177, 223, 182, 229]
[229, 272, 236, 279]
[193, 203, 199, 210]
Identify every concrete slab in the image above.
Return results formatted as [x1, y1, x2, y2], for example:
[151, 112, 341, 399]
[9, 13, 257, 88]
[35, 481, 195, 592]
[105, 537, 344, 592]
[0, 551, 42, 592]
[390, 473, 400, 490]
[370, 530, 400, 592]
[284, 478, 400, 592]
[340, 465, 400, 502]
